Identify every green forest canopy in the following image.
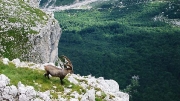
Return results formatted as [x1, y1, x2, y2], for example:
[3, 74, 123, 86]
[54, 1, 180, 101]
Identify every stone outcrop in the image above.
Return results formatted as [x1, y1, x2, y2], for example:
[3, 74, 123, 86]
[0, 58, 129, 101]
[0, 73, 129, 101]
[0, 0, 61, 63]
[27, 13, 61, 63]
[0, 74, 51, 101]
[25, 0, 62, 63]
[68, 74, 129, 101]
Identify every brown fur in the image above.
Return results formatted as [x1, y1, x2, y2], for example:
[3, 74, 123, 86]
[44, 64, 73, 84]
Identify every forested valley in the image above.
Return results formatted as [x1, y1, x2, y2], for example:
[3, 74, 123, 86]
[53, 0, 180, 101]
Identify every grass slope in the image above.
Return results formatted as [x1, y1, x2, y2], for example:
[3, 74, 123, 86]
[0, 60, 83, 99]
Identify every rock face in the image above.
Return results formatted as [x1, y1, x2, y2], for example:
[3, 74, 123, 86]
[0, 73, 129, 101]
[26, 0, 62, 63]
[0, 74, 51, 101]
[27, 13, 61, 63]
[0, 0, 61, 63]
[68, 74, 129, 101]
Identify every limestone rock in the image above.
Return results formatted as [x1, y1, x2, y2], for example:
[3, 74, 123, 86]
[38, 90, 51, 101]
[97, 79, 119, 93]
[0, 74, 10, 87]
[81, 89, 95, 101]
[66, 74, 129, 101]
[2, 58, 9, 65]
[0, 0, 61, 64]
[68, 75, 79, 85]
[27, 16, 61, 63]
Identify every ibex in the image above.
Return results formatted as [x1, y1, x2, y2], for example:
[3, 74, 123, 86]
[44, 56, 73, 84]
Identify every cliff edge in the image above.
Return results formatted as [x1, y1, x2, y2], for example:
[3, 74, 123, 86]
[0, 0, 61, 63]
[0, 58, 129, 101]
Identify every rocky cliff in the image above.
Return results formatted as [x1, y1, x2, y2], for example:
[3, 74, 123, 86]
[0, 58, 129, 101]
[0, 0, 61, 63]
[27, 12, 61, 63]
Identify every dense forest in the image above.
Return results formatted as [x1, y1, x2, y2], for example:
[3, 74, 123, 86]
[53, 0, 180, 101]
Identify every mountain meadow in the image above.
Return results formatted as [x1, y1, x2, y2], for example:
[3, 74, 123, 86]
[53, 0, 180, 101]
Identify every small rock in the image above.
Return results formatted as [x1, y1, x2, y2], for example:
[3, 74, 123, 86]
[2, 58, 9, 65]
[12, 58, 21, 67]
[19, 94, 29, 101]
[0, 74, 10, 86]
[68, 75, 79, 85]
[81, 89, 95, 101]
[9, 85, 18, 97]
[96, 91, 101, 96]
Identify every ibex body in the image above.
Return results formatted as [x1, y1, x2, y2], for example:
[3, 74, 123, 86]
[44, 56, 73, 84]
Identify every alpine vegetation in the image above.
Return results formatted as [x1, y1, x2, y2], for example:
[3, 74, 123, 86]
[0, 58, 129, 101]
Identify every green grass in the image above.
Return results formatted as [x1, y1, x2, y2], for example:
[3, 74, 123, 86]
[0, 28, 32, 60]
[95, 91, 106, 101]
[0, 61, 61, 91]
[0, 59, 87, 99]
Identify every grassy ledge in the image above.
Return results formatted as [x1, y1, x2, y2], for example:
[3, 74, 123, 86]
[0, 59, 84, 99]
